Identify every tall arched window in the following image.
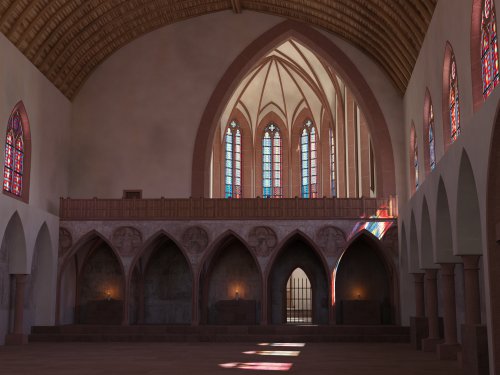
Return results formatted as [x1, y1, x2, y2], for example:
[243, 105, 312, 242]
[449, 55, 461, 142]
[414, 136, 419, 190]
[262, 123, 282, 198]
[428, 104, 436, 171]
[329, 127, 336, 197]
[3, 110, 25, 198]
[224, 121, 242, 198]
[482, 0, 500, 98]
[300, 120, 318, 198]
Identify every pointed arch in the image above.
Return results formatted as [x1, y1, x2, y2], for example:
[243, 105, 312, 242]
[436, 178, 456, 262]
[442, 42, 461, 151]
[2, 101, 31, 203]
[192, 20, 395, 198]
[456, 151, 483, 255]
[57, 230, 125, 325]
[420, 197, 434, 268]
[335, 231, 397, 324]
[199, 230, 262, 324]
[267, 230, 329, 324]
[30, 223, 54, 325]
[1, 211, 27, 274]
[131, 231, 193, 324]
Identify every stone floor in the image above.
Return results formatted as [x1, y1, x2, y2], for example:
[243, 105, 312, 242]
[0, 342, 462, 374]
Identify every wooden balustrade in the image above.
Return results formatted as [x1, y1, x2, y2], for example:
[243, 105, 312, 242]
[59, 196, 398, 221]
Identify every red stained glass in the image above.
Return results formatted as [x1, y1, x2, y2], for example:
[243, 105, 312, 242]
[482, 0, 500, 98]
[449, 57, 461, 142]
[3, 110, 24, 197]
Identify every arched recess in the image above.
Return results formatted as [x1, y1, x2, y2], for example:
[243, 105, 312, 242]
[456, 151, 483, 255]
[58, 231, 125, 325]
[436, 178, 457, 262]
[2, 101, 31, 203]
[267, 232, 329, 324]
[420, 198, 435, 268]
[486, 102, 500, 371]
[28, 223, 54, 326]
[0, 212, 27, 343]
[254, 111, 289, 198]
[192, 20, 396, 198]
[199, 232, 262, 325]
[129, 232, 193, 324]
[335, 231, 396, 325]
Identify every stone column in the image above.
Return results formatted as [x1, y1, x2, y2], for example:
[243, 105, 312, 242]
[410, 272, 427, 350]
[5, 274, 28, 345]
[414, 273, 425, 317]
[191, 271, 200, 326]
[461, 255, 488, 375]
[437, 263, 460, 359]
[462, 255, 481, 325]
[261, 278, 268, 325]
[422, 269, 442, 352]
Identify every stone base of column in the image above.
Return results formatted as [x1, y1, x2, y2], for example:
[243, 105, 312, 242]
[461, 324, 489, 375]
[422, 337, 443, 352]
[437, 342, 461, 360]
[410, 316, 428, 350]
[5, 333, 28, 345]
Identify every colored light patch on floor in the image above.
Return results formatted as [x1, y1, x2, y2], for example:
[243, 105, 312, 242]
[258, 343, 306, 347]
[219, 362, 293, 371]
[243, 350, 300, 357]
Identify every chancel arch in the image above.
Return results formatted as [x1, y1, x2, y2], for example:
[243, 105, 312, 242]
[197, 21, 395, 199]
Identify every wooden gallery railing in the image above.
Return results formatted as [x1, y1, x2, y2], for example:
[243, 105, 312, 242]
[59, 196, 398, 221]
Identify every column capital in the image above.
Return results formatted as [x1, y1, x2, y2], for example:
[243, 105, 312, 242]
[439, 263, 456, 276]
[461, 255, 481, 270]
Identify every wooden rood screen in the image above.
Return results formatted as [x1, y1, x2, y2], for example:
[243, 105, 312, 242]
[59, 197, 398, 220]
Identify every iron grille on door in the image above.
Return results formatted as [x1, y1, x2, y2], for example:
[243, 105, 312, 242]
[286, 270, 312, 324]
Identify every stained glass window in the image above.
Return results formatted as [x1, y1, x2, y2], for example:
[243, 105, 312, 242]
[300, 120, 318, 198]
[414, 134, 419, 190]
[262, 123, 282, 198]
[429, 104, 436, 171]
[449, 55, 461, 142]
[224, 121, 242, 198]
[3, 111, 24, 197]
[329, 127, 336, 197]
[482, 0, 500, 98]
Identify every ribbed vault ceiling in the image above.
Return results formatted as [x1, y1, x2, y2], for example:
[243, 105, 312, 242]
[0, 0, 437, 99]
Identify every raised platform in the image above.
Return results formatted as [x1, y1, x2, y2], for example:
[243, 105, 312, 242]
[30, 325, 410, 343]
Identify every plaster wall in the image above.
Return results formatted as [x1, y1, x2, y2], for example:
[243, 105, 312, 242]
[401, 0, 500, 369]
[0, 33, 70, 340]
[70, 11, 403, 201]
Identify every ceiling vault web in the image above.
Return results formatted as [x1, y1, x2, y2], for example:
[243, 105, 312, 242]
[0, 0, 437, 99]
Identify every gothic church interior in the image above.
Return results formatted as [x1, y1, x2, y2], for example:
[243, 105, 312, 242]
[1, 0, 500, 374]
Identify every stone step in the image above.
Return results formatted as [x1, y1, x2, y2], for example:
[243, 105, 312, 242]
[29, 325, 410, 343]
